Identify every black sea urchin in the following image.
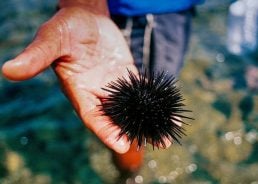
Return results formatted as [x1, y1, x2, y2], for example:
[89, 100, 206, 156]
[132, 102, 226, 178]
[101, 70, 192, 148]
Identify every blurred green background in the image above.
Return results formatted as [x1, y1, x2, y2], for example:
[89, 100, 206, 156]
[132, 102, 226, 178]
[0, 0, 258, 183]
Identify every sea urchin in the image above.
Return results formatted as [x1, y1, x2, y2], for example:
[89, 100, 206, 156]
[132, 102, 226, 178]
[101, 70, 192, 148]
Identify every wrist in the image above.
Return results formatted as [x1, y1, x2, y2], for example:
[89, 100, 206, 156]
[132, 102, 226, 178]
[58, 0, 109, 16]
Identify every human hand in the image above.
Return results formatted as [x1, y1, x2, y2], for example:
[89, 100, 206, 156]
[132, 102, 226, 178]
[2, 5, 138, 153]
[2, 2, 173, 153]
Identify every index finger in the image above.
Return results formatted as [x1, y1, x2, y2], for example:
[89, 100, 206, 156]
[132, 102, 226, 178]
[81, 107, 130, 154]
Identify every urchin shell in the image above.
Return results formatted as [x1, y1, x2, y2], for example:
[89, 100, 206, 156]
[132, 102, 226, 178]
[101, 70, 192, 148]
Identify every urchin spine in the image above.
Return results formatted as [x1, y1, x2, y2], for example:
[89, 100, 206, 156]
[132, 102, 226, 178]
[101, 70, 192, 148]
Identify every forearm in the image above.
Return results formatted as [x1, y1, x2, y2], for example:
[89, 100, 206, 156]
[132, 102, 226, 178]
[59, 0, 109, 16]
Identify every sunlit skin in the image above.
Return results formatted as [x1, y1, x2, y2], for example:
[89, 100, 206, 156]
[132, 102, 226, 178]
[1, 1, 172, 154]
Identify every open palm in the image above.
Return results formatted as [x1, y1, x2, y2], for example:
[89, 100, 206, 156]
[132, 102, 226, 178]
[2, 7, 137, 153]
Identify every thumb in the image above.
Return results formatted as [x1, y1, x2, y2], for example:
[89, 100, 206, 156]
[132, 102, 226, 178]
[2, 22, 62, 81]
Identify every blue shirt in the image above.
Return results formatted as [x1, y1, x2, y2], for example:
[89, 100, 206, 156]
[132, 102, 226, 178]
[108, 0, 204, 16]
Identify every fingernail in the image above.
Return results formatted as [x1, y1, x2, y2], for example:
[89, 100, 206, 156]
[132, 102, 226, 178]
[4, 59, 15, 65]
[159, 139, 172, 149]
[4, 59, 12, 63]
[113, 138, 129, 153]
[3, 59, 21, 68]
[165, 141, 172, 148]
